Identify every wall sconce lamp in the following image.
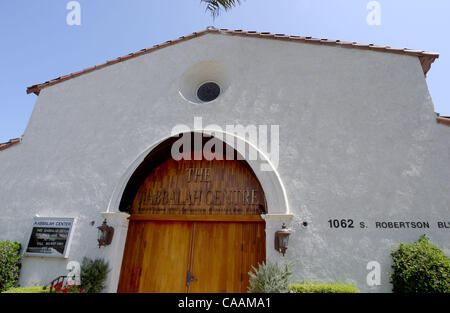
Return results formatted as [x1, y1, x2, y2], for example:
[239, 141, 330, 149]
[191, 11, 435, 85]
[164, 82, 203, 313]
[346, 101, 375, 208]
[274, 223, 292, 256]
[97, 219, 114, 248]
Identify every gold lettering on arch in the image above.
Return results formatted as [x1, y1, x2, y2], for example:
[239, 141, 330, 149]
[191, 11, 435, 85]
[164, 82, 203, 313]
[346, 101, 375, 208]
[132, 162, 266, 216]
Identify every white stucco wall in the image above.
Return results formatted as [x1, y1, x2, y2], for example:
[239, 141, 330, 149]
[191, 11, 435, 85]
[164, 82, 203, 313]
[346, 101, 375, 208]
[0, 33, 448, 292]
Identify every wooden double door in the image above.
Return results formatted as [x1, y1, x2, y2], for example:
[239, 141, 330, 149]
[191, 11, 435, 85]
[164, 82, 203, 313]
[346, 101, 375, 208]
[118, 218, 265, 293]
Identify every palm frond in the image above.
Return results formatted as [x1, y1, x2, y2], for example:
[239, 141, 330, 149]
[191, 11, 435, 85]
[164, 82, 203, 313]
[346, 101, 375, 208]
[201, 0, 242, 18]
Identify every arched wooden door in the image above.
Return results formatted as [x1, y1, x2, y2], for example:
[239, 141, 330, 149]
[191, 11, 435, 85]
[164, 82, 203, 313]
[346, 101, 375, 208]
[117, 157, 266, 293]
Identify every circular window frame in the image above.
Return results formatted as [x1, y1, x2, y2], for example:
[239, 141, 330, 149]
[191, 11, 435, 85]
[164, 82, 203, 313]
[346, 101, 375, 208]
[196, 81, 221, 103]
[179, 61, 230, 105]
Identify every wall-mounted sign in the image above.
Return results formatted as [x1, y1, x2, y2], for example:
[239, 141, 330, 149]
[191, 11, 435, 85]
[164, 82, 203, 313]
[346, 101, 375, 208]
[132, 159, 267, 216]
[24, 217, 75, 258]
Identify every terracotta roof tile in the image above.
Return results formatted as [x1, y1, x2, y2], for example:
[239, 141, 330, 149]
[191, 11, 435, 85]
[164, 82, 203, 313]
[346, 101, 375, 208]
[437, 116, 450, 127]
[0, 137, 22, 151]
[26, 27, 439, 95]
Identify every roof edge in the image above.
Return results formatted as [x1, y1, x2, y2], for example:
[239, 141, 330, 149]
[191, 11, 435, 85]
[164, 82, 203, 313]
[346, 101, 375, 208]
[437, 116, 450, 127]
[0, 137, 22, 151]
[26, 27, 440, 95]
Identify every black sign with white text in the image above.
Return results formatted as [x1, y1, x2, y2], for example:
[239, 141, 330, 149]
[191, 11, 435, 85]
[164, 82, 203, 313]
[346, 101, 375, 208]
[25, 217, 75, 258]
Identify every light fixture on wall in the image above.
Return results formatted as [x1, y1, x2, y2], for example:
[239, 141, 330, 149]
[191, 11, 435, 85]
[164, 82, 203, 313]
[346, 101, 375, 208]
[97, 219, 114, 248]
[274, 223, 292, 256]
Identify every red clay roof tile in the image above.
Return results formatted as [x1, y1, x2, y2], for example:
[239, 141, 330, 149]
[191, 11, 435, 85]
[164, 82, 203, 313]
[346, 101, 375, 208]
[26, 27, 439, 96]
[0, 137, 22, 151]
[437, 116, 450, 127]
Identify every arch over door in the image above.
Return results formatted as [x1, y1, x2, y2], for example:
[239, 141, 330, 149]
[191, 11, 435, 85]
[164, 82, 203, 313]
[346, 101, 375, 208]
[118, 155, 266, 293]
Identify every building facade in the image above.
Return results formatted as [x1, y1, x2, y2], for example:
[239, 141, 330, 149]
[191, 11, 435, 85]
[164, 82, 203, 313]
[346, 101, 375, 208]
[0, 28, 449, 293]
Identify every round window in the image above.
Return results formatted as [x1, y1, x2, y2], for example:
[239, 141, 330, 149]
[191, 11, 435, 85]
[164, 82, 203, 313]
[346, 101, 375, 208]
[197, 82, 221, 102]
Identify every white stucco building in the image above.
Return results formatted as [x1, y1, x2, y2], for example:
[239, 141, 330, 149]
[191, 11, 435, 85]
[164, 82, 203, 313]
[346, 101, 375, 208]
[0, 27, 449, 293]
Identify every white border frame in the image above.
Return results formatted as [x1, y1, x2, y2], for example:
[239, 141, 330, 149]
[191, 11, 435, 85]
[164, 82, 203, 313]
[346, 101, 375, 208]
[24, 217, 76, 259]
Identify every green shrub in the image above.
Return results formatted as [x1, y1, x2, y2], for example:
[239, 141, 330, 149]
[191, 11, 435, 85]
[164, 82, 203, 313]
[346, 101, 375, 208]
[248, 261, 293, 293]
[289, 282, 359, 293]
[391, 235, 450, 293]
[2, 286, 48, 293]
[80, 257, 110, 293]
[0, 241, 22, 292]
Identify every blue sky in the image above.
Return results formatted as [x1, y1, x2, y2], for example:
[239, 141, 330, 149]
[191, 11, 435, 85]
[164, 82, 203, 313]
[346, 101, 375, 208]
[1, 0, 449, 142]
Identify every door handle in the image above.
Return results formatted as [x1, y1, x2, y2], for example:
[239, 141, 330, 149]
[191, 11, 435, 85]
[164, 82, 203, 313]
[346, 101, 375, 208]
[186, 270, 197, 287]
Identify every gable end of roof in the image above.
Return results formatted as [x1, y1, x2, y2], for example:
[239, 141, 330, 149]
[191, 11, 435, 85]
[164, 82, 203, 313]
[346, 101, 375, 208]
[26, 27, 439, 96]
